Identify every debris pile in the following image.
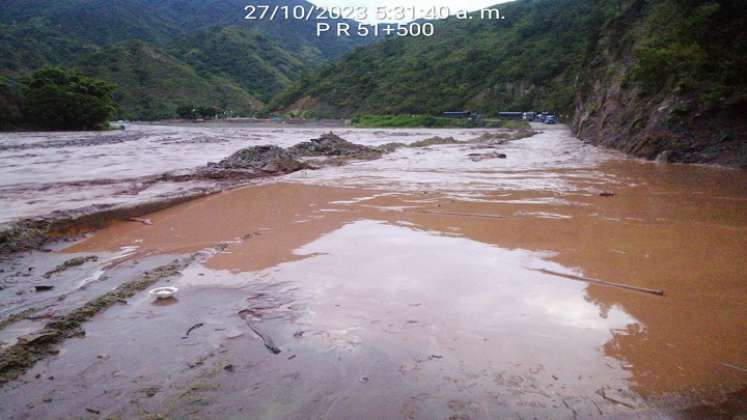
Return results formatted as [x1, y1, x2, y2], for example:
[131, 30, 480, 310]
[288, 132, 383, 160]
[211, 145, 307, 174]
[408, 136, 460, 147]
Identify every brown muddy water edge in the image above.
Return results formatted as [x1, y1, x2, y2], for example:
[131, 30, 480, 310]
[0, 191, 216, 256]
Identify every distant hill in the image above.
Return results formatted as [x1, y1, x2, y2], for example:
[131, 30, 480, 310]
[76, 40, 261, 120]
[168, 26, 309, 103]
[0, 0, 381, 119]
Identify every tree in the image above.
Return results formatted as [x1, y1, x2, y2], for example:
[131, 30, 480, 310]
[195, 105, 221, 119]
[0, 77, 22, 131]
[176, 104, 196, 120]
[22, 66, 116, 130]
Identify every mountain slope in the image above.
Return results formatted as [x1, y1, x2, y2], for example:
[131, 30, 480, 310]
[0, 0, 377, 67]
[0, 0, 381, 119]
[271, 0, 615, 117]
[168, 26, 310, 102]
[572, 0, 747, 166]
[76, 40, 260, 120]
[0, 22, 96, 77]
[0, 0, 181, 48]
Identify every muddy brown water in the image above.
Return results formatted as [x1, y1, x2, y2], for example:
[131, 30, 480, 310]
[1, 124, 746, 418]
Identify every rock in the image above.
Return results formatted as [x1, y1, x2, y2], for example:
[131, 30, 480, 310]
[142, 386, 159, 397]
[19, 331, 57, 344]
[34, 285, 54, 292]
[216, 145, 306, 174]
[512, 128, 539, 140]
[408, 136, 460, 147]
[288, 132, 383, 160]
[468, 152, 507, 162]
[467, 132, 511, 144]
[655, 150, 672, 162]
[378, 142, 407, 153]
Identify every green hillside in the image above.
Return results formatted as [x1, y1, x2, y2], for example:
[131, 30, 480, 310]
[572, 0, 747, 166]
[0, 22, 95, 77]
[76, 40, 260, 120]
[272, 0, 743, 117]
[271, 0, 617, 117]
[169, 27, 309, 102]
[0, 0, 381, 120]
[0, 0, 180, 47]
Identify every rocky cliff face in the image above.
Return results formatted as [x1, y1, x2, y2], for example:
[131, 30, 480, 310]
[572, 0, 747, 167]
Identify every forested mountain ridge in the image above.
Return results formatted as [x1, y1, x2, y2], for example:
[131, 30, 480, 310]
[270, 0, 616, 117]
[0, 0, 380, 120]
[75, 40, 262, 120]
[168, 26, 309, 103]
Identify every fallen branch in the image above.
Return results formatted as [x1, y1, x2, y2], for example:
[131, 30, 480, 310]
[721, 362, 747, 373]
[238, 310, 281, 354]
[533, 268, 664, 296]
[182, 322, 204, 339]
[128, 217, 153, 225]
[595, 389, 636, 409]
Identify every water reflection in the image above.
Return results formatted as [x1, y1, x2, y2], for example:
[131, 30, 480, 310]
[242, 219, 643, 416]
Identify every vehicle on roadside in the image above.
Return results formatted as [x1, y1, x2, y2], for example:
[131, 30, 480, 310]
[498, 112, 524, 120]
[535, 112, 556, 124]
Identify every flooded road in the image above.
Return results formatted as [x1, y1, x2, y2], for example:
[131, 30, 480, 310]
[1, 123, 746, 418]
[0, 122, 490, 223]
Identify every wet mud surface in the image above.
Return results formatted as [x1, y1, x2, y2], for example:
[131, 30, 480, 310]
[1, 123, 746, 418]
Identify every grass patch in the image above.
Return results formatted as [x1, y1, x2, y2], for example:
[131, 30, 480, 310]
[352, 114, 476, 128]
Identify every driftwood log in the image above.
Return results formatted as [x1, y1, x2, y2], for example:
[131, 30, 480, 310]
[534, 268, 664, 296]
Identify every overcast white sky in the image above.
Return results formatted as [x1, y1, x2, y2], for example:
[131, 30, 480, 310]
[311, 0, 513, 23]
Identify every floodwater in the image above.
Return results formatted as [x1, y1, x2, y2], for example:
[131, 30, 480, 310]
[1, 123, 746, 418]
[0, 122, 489, 223]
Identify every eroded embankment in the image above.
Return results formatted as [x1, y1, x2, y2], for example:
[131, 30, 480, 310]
[571, 1, 747, 167]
